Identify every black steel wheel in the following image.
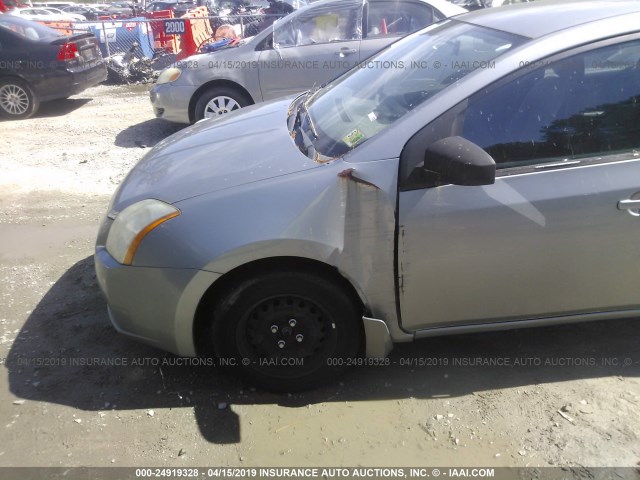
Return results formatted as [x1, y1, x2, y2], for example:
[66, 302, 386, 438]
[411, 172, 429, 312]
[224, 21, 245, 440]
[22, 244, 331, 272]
[208, 270, 362, 391]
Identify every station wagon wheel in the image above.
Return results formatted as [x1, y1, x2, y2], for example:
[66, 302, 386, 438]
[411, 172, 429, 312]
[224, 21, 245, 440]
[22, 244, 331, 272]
[208, 271, 362, 392]
[194, 86, 252, 122]
[0, 78, 39, 120]
[204, 96, 240, 117]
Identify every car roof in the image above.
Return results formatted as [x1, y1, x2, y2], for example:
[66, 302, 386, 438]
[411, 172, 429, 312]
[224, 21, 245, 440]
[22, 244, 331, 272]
[458, 0, 640, 39]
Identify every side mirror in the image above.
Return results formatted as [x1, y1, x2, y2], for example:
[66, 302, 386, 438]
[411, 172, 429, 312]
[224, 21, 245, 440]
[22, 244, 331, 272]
[423, 136, 496, 186]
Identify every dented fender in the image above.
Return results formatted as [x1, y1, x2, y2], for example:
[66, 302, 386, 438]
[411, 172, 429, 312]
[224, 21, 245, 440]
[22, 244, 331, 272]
[148, 157, 414, 346]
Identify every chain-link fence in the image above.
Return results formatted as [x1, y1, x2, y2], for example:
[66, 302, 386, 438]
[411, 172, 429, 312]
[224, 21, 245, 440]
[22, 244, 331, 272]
[42, 14, 286, 83]
[46, 14, 286, 59]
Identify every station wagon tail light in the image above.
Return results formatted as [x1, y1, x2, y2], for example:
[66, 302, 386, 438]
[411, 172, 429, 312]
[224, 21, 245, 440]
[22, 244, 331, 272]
[57, 42, 79, 61]
[106, 199, 180, 265]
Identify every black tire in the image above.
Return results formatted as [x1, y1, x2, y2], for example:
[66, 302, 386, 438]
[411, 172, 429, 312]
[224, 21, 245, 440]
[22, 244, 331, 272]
[193, 86, 252, 122]
[208, 271, 362, 392]
[0, 78, 39, 120]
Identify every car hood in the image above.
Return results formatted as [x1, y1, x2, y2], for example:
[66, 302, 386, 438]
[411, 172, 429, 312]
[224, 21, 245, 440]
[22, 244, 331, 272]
[110, 97, 318, 210]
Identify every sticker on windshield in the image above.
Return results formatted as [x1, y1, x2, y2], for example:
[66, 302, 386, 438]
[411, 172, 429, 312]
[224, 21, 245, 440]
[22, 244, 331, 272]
[342, 128, 367, 148]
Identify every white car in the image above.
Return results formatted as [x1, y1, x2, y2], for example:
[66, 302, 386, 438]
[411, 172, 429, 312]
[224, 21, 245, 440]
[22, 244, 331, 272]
[43, 7, 87, 20]
[7, 8, 81, 22]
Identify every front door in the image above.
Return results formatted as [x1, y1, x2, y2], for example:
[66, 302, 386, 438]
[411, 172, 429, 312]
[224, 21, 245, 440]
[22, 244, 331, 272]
[397, 38, 640, 331]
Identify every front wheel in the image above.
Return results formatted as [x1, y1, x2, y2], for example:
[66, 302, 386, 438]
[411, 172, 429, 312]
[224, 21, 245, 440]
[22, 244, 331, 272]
[0, 78, 39, 120]
[207, 271, 362, 392]
[194, 86, 252, 122]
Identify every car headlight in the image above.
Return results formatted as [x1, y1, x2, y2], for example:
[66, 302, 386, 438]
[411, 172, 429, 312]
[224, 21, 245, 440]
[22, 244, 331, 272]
[106, 199, 180, 265]
[156, 67, 182, 85]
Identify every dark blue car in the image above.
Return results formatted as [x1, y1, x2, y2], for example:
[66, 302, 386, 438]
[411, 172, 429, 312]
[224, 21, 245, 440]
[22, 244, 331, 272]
[0, 15, 106, 119]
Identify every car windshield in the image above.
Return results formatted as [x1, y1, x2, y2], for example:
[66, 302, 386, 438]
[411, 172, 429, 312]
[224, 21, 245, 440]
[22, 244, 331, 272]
[0, 15, 62, 40]
[294, 20, 526, 160]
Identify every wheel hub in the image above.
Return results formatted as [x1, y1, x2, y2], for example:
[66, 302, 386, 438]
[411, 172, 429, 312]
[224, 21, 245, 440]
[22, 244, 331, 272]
[0, 85, 29, 115]
[204, 95, 240, 119]
[244, 295, 329, 360]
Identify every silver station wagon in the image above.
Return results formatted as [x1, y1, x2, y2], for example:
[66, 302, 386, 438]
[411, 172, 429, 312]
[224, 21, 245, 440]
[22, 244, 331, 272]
[150, 0, 465, 123]
[97, 0, 640, 391]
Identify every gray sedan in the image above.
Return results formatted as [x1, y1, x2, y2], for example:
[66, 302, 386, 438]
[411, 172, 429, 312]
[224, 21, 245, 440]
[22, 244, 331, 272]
[98, 0, 640, 391]
[150, 0, 465, 123]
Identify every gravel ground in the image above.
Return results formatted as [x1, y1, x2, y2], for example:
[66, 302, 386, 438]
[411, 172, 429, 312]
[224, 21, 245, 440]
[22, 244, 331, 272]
[1, 85, 639, 472]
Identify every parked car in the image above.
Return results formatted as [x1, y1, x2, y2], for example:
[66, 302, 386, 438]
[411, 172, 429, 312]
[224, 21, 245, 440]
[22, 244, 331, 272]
[246, 0, 311, 13]
[244, 0, 269, 15]
[41, 2, 76, 9]
[7, 7, 80, 21]
[144, 0, 196, 14]
[207, 0, 302, 14]
[98, 0, 640, 390]
[240, 0, 301, 36]
[205, 0, 302, 38]
[150, 0, 466, 123]
[42, 6, 87, 20]
[103, 3, 134, 16]
[62, 5, 108, 20]
[0, 15, 107, 119]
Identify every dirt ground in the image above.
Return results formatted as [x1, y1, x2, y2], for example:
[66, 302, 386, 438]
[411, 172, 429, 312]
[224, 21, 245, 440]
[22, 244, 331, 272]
[1, 85, 639, 471]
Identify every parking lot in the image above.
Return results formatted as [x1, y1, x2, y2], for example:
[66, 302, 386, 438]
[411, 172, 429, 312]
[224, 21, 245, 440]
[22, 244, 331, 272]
[0, 84, 639, 469]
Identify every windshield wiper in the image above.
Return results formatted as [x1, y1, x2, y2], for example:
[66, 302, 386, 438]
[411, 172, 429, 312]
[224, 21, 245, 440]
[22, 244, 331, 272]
[288, 98, 312, 153]
[300, 102, 318, 140]
[288, 91, 325, 161]
[305, 83, 322, 104]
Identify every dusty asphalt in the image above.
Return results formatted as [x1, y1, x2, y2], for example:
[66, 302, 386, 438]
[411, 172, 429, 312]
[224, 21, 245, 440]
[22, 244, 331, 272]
[1, 85, 639, 471]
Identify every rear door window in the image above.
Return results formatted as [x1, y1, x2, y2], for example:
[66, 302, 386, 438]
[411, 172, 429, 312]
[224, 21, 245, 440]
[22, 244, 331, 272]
[365, 0, 437, 38]
[273, 1, 362, 47]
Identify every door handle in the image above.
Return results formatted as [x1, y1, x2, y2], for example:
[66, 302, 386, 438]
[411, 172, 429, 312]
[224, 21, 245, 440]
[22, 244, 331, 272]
[618, 198, 640, 217]
[617, 199, 640, 210]
[335, 48, 357, 57]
